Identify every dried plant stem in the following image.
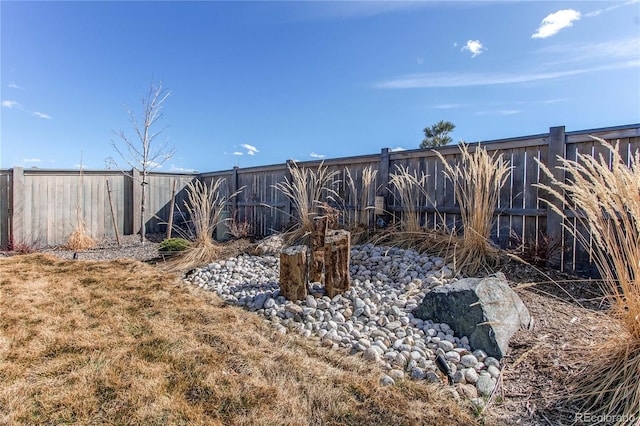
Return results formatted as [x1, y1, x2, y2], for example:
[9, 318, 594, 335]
[170, 178, 241, 269]
[434, 144, 511, 276]
[388, 164, 429, 233]
[65, 155, 95, 251]
[536, 138, 640, 423]
[273, 161, 340, 244]
[343, 166, 378, 229]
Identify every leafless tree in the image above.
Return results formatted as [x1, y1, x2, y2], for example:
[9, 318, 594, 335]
[109, 81, 175, 243]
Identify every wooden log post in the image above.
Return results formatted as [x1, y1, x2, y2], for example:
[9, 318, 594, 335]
[279, 245, 308, 301]
[310, 215, 328, 283]
[324, 230, 351, 298]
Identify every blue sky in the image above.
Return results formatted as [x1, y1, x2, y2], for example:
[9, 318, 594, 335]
[1, 1, 639, 172]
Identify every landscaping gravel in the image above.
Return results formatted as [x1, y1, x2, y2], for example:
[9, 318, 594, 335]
[185, 243, 501, 397]
[39, 234, 163, 262]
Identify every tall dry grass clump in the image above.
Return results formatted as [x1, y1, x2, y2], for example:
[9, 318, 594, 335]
[172, 178, 233, 268]
[536, 137, 640, 423]
[341, 166, 377, 243]
[65, 160, 95, 250]
[372, 165, 451, 255]
[388, 164, 429, 233]
[434, 144, 511, 276]
[65, 207, 96, 250]
[273, 161, 340, 244]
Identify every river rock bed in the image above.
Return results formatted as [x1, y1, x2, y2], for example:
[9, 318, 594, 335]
[185, 243, 500, 400]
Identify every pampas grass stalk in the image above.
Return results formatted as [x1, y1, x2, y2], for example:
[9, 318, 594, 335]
[273, 161, 340, 244]
[65, 207, 96, 250]
[536, 137, 640, 423]
[340, 166, 377, 243]
[434, 144, 511, 276]
[172, 178, 231, 268]
[65, 157, 95, 251]
[388, 164, 429, 233]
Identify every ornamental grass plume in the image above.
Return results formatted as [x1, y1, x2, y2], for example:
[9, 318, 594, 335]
[65, 206, 96, 251]
[65, 161, 95, 251]
[340, 166, 377, 243]
[170, 178, 240, 269]
[388, 164, 429, 234]
[434, 143, 511, 276]
[272, 161, 340, 245]
[535, 137, 640, 423]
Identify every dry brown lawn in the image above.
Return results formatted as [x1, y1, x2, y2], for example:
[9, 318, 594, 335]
[0, 254, 474, 425]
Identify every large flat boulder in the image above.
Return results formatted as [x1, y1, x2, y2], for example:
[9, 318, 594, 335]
[413, 273, 532, 359]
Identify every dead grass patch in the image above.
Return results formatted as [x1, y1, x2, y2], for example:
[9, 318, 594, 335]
[0, 254, 474, 425]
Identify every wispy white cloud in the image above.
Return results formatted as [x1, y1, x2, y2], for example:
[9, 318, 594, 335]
[532, 9, 580, 39]
[374, 60, 639, 89]
[170, 165, 198, 173]
[416, 58, 424, 65]
[585, 0, 639, 18]
[310, 152, 325, 159]
[537, 37, 640, 64]
[22, 158, 42, 163]
[143, 160, 162, 169]
[2, 100, 22, 109]
[8, 83, 23, 90]
[73, 164, 87, 170]
[232, 151, 243, 156]
[475, 110, 521, 116]
[290, 2, 431, 22]
[433, 103, 468, 109]
[33, 111, 52, 119]
[461, 40, 485, 57]
[241, 143, 259, 155]
[377, 70, 583, 88]
[542, 98, 569, 104]
[390, 147, 406, 152]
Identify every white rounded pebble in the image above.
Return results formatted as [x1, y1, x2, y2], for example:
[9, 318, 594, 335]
[184, 244, 501, 398]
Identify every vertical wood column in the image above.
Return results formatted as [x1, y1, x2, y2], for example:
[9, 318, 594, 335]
[280, 245, 308, 301]
[324, 230, 351, 298]
[310, 215, 328, 283]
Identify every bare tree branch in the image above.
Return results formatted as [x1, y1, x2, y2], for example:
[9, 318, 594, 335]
[109, 80, 175, 243]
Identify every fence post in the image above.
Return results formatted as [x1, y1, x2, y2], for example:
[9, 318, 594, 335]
[11, 167, 24, 246]
[285, 160, 294, 220]
[377, 148, 390, 207]
[131, 168, 141, 237]
[546, 126, 566, 268]
[231, 166, 239, 213]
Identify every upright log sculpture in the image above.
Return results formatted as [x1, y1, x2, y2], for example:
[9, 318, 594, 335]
[279, 215, 351, 301]
[279, 245, 308, 301]
[324, 230, 351, 298]
[310, 216, 328, 283]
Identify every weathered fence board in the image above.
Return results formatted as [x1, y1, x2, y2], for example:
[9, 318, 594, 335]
[0, 170, 11, 249]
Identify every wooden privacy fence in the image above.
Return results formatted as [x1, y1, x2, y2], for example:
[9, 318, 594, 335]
[1, 124, 639, 274]
[0, 169, 197, 249]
